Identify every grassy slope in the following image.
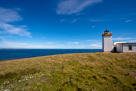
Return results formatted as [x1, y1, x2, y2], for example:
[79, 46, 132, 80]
[0, 52, 136, 91]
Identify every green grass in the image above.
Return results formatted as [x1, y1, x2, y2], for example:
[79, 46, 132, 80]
[0, 52, 136, 91]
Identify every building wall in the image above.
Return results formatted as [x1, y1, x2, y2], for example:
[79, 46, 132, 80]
[123, 44, 136, 52]
[102, 37, 104, 51]
[102, 36, 112, 52]
[117, 43, 123, 52]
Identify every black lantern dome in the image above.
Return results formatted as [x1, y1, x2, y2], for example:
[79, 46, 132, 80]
[102, 29, 112, 37]
[104, 29, 109, 33]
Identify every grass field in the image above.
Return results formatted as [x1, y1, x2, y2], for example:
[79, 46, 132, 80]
[0, 52, 136, 91]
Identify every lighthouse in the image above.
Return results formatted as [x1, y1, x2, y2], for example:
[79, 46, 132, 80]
[102, 29, 113, 52]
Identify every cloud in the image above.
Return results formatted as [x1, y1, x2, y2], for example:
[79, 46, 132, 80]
[0, 22, 31, 37]
[60, 19, 66, 23]
[86, 40, 99, 41]
[56, 0, 102, 15]
[89, 42, 102, 49]
[76, 13, 84, 16]
[0, 8, 22, 22]
[68, 42, 79, 44]
[0, 38, 65, 48]
[0, 37, 45, 48]
[46, 42, 54, 44]
[125, 20, 132, 22]
[71, 19, 78, 23]
[0, 36, 13, 41]
[0, 37, 29, 48]
[113, 37, 133, 40]
[2, 41, 30, 47]
[0, 41, 45, 48]
[41, 37, 46, 39]
[0, 7, 31, 37]
[127, 40, 136, 42]
[92, 26, 95, 28]
[90, 19, 105, 22]
[0, 36, 5, 40]
[90, 44, 101, 48]
[74, 42, 79, 44]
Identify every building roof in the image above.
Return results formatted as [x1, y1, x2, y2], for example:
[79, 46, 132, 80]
[113, 42, 126, 45]
[122, 43, 136, 44]
[116, 43, 136, 44]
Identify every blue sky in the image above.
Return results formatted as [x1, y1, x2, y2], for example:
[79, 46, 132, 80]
[0, 0, 136, 49]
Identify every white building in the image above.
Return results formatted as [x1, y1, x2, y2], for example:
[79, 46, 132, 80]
[102, 30, 136, 53]
[102, 30, 113, 52]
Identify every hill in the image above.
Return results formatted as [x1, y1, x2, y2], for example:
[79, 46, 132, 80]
[0, 52, 136, 91]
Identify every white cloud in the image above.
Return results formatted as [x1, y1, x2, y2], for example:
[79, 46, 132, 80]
[113, 37, 136, 42]
[92, 26, 95, 28]
[56, 0, 102, 15]
[0, 39, 65, 49]
[60, 19, 66, 23]
[0, 38, 29, 48]
[0, 38, 45, 48]
[0, 7, 31, 37]
[0, 8, 22, 22]
[90, 19, 104, 22]
[46, 42, 54, 44]
[127, 40, 136, 42]
[113, 37, 133, 40]
[90, 42, 102, 49]
[0, 36, 5, 40]
[71, 19, 78, 23]
[2, 41, 30, 47]
[125, 20, 132, 23]
[90, 44, 101, 48]
[86, 40, 100, 41]
[74, 42, 79, 44]
[0, 22, 31, 37]
[41, 37, 46, 39]
[76, 13, 86, 16]
[68, 42, 79, 44]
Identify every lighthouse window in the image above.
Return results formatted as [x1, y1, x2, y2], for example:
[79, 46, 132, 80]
[128, 45, 132, 50]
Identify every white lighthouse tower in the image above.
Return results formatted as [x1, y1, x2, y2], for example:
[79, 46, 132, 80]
[102, 29, 113, 52]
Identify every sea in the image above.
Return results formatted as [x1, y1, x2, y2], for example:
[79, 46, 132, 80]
[0, 49, 102, 61]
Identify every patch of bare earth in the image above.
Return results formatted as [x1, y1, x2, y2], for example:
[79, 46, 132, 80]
[129, 70, 136, 79]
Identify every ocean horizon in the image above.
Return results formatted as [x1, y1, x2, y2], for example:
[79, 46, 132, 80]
[0, 49, 102, 61]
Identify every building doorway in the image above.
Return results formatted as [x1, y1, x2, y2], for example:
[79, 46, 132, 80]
[114, 47, 117, 52]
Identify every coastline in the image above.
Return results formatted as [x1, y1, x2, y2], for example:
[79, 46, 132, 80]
[0, 52, 136, 90]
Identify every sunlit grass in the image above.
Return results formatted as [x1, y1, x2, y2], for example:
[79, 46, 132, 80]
[0, 52, 136, 91]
